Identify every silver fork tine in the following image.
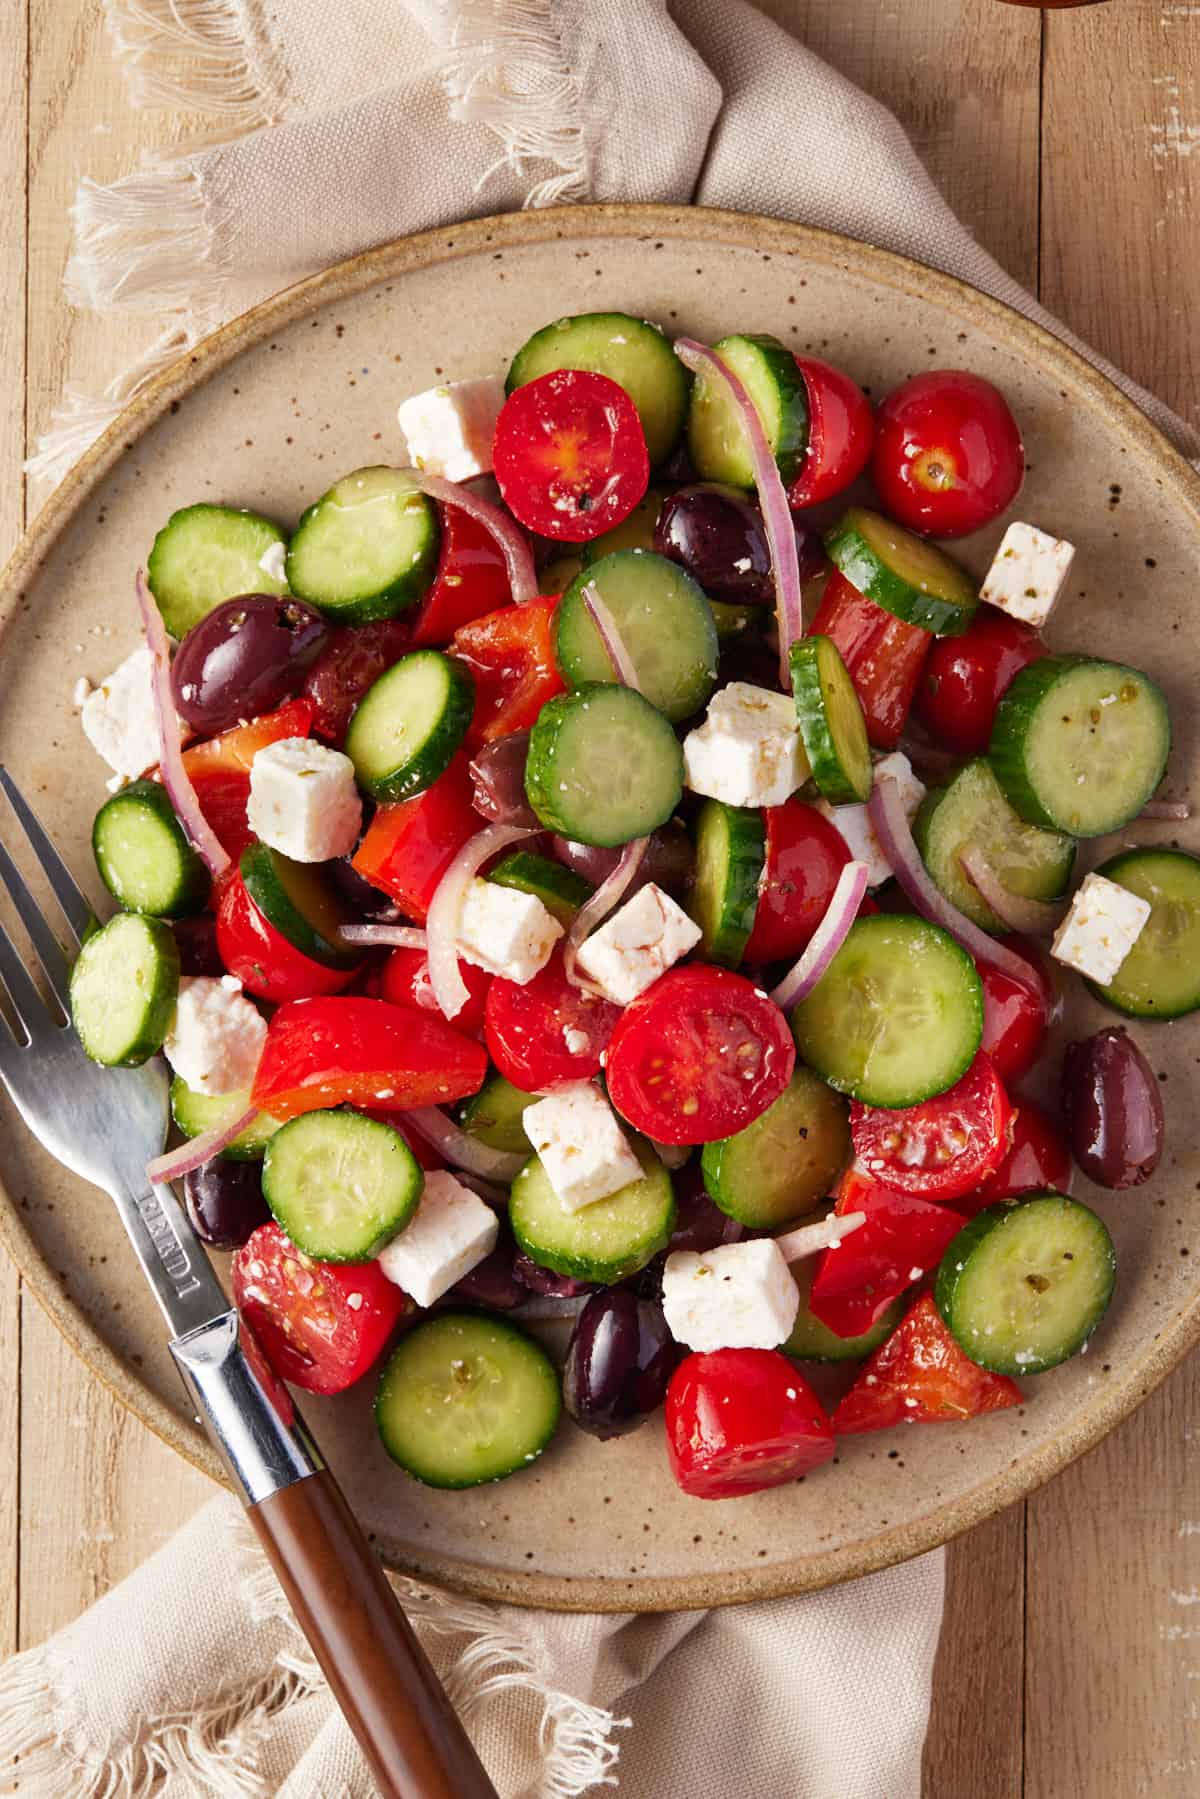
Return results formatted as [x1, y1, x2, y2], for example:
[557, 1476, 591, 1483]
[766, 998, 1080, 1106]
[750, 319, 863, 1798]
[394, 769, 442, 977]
[0, 914, 53, 1042]
[0, 837, 73, 1011]
[0, 768, 96, 945]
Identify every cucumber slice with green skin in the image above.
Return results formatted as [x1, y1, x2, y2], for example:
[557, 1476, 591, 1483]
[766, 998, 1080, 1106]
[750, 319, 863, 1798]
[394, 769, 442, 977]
[506, 312, 688, 466]
[825, 507, 978, 636]
[69, 913, 180, 1067]
[458, 1072, 538, 1156]
[789, 914, 983, 1108]
[1088, 848, 1200, 1018]
[580, 489, 667, 565]
[710, 600, 761, 642]
[263, 1107, 422, 1262]
[935, 1193, 1115, 1375]
[486, 851, 592, 927]
[170, 1077, 283, 1160]
[344, 650, 474, 803]
[524, 685, 684, 847]
[989, 656, 1171, 838]
[686, 334, 810, 489]
[376, 1311, 561, 1489]
[92, 780, 209, 918]
[687, 799, 765, 968]
[789, 635, 873, 804]
[913, 757, 1075, 933]
[784, 1252, 904, 1363]
[240, 842, 361, 969]
[701, 1066, 850, 1229]
[147, 504, 288, 639]
[510, 1139, 675, 1282]
[285, 467, 440, 624]
[557, 552, 719, 723]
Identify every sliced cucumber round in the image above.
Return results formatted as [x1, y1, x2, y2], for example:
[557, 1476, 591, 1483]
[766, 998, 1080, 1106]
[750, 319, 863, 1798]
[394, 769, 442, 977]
[789, 635, 873, 804]
[506, 312, 688, 466]
[580, 489, 667, 565]
[687, 334, 810, 488]
[286, 467, 440, 624]
[92, 779, 209, 918]
[344, 649, 474, 803]
[458, 1072, 538, 1156]
[825, 507, 978, 635]
[70, 912, 180, 1067]
[240, 842, 361, 969]
[789, 914, 983, 1107]
[913, 757, 1075, 932]
[524, 685, 683, 847]
[170, 1076, 283, 1160]
[701, 1067, 850, 1228]
[1088, 848, 1200, 1018]
[147, 503, 288, 639]
[486, 851, 592, 927]
[687, 799, 765, 968]
[557, 552, 718, 723]
[784, 1251, 904, 1363]
[263, 1107, 423, 1262]
[510, 1139, 675, 1282]
[935, 1194, 1115, 1375]
[990, 655, 1171, 837]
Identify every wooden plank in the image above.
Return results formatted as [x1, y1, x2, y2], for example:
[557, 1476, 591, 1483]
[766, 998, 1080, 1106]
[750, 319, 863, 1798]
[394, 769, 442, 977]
[924, 1510, 1026, 1799]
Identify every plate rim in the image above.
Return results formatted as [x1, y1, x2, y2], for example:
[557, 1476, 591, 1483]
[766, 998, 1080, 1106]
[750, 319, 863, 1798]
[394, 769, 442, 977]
[3, 200, 1199, 1613]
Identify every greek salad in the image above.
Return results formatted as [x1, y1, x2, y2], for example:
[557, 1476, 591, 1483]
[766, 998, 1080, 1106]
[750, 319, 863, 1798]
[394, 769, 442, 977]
[67, 309, 1195, 1501]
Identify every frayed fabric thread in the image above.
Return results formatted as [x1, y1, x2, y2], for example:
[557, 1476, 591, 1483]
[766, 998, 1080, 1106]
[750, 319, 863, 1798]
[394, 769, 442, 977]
[103, 0, 289, 133]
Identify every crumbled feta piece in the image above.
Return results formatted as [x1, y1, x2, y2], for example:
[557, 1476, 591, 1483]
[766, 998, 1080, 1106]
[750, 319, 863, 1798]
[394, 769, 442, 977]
[980, 522, 1075, 629]
[258, 539, 288, 585]
[662, 1239, 800, 1352]
[397, 376, 506, 483]
[1051, 871, 1151, 985]
[246, 736, 362, 863]
[574, 882, 701, 1004]
[563, 1026, 589, 1055]
[814, 751, 926, 887]
[456, 879, 563, 982]
[375, 1170, 498, 1307]
[522, 1080, 644, 1213]
[683, 682, 808, 808]
[163, 976, 267, 1096]
[80, 644, 191, 779]
[71, 676, 94, 709]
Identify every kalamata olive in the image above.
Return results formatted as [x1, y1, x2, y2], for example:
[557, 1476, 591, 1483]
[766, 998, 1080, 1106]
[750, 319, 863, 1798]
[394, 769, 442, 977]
[171, 596, 328, 735]
[449, 1234, 525, 1309]
[654, 485, 825, 602]
[183, 1158, 271, 1249]
[469, 733, 539, 827]
[668, 1166, 746, 1255]
[512, 1251, 595, 1299]
[562, 1289, 682, 1438]
[302, 617, 412, 743]
[172, 912, 223, 976]
[1061, 1026, 1164, 1190]
[326, 856, 403, 922]
[550, 821, 694, 899]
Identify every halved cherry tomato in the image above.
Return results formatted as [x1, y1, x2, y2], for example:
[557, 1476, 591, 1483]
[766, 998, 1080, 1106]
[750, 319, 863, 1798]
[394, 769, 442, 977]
[451, 593, 566, 747]
[872, 370, 1024, 539]
[915, 606, 1046, 756]
[381, 945, 492, 1037]
[215, 867, 361, 1002]
[978, 937, 1057, 1086]
[786, 357, 874, 509]
[484, 948, 621, 1091]
[232, 1222, 409, 1395]
[808, 569, 931, 749]
[301, 618, 413, 744]
[410, 504, 514, 646]
[180, 697, 315, 862]
[252, 996, 487, 1120]
[493, 369, 650, 543]
[850, 1052, 1012, 1202]
[808, 1166, 966, 1338]
[664, 1348, 835, 1499]
[743, 798, 850, 964]
[351, 753, 479, 921]
[605, 965, 795, 1145]
[959, 1099, 1072, 1216]
[832, 1293, 1022, 1433]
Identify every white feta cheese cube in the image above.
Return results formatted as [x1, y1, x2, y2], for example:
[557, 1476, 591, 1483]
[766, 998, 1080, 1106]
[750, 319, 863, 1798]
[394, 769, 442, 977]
[375, 1170, 499, 1307]
[246, 736, 363, 863]
[682, 682, 808, 808]
[815, 751, 926, 888]
[257, 539, 288, 585]
[456, 879, 563, 982]
[661, 1239, 800, 1352]
[163, 976, 267, 1096]
[397, 376, 506, 483]
[522, 1080, 644, 1213]
[574, 882, 701, 1004]
[980, 522, 1075, 629]
[1051, 871, 1151, 986]
[80, 644, 191, 780]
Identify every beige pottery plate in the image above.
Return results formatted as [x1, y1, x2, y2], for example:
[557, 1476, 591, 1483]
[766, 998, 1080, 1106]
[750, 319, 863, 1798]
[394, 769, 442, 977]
[2, 205, 1199, 1612]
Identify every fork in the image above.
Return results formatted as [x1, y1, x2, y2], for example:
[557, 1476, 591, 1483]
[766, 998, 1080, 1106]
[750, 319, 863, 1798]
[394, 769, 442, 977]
[0, 767, 498, 1799]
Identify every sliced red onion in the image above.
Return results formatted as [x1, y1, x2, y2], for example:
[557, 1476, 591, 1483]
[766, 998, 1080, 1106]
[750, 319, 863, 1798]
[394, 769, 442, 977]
[402, 1106, 527, 1182]
[868, 775, 1041, 988]
[563, 836, 649, 992]
[469, 733, 539, 826]
[581, 582, 639, 687]
[136, 570, 230, 882]
[337, 924, 428, 949]
[674, 338, 803, 686]
[959, 848, 1067, 936]
[146, 1105, 259, 1183]
[1140, 798, 1192, 821]
[774, 1209, 866, 1264]
[424, 822, 538, 1019]
[769, 860, 870, 1010]
[404, 471, 537, 605]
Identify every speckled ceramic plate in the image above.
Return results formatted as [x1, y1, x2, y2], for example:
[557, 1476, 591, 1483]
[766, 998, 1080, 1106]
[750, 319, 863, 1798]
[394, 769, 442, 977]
[2, 205, 1199, 1612]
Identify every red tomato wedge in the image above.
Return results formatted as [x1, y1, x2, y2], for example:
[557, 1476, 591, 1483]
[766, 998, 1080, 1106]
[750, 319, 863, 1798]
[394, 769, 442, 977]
[380, 945, 492, 1038]
[484, 948, 622, 1092]
[808, 569, 931, 750]
[215, 867, 361, 1003]
[915, 606, 1045, 757]
[252, 996, 487, 1120]
[302, 618, 413, 745]
[605, 965, 795, 1146]
[179, 696, 315, 861]
[808, 1167, 966, 1338]
[959, 1098, 1072, 1216]
[351, 752, 480, 922]
[978, 937, 1057, 1086]
[743, 797, 850, 964]
[493, 369, 650, 543]
[849, 1052, 1013, 1203]
[786, 356, 874, 509]
[832, 1293, 1023, 1433]
[665, 1348, 836, 1499]
[232, 1222, 410, 1395]
[451, 593, 565, 747]
[410, 503, 514, 646]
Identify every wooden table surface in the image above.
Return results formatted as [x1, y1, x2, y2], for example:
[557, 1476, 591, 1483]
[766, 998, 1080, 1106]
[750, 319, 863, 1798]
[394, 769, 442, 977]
[2, 1, 1198, 1792]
